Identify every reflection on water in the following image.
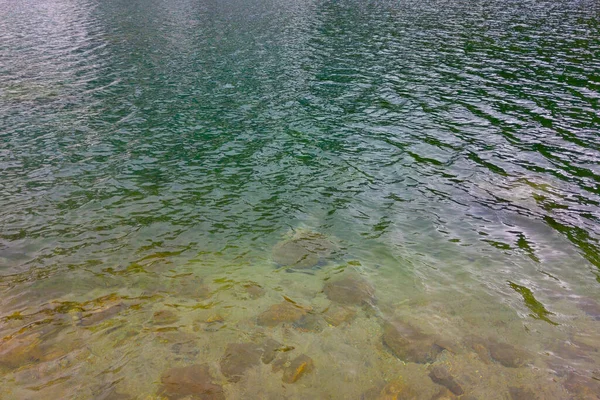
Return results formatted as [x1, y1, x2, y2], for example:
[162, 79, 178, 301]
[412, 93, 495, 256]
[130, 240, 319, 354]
[1, 0, 600, 398]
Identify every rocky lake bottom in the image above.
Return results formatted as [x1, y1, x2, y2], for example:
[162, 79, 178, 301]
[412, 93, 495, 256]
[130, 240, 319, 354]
[1, 230, 600, 399]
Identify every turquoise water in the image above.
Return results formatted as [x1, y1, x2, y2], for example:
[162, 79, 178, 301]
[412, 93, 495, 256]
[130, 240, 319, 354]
[1, 0, 600, 398]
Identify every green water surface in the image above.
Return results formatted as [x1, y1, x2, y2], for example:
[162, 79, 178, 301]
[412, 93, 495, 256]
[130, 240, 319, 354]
[1, 0, 600, 398]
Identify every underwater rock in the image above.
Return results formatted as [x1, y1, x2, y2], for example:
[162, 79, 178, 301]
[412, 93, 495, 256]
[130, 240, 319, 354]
[220, 343, 263, 382]
[260, 338, 290, 364]
[243, 283, 265, 299]
[577, 298, 600, 320]
[293, 313, 327, 333]
[323, 304, 357, 326]
[382, 321, 444, 364]
[79, 303, 126, 326]
[508, 386, 537, 400]
[0, 334, 44, 370]
[178, 277, 212, 300]
[361, 380, 420, 400]
[469, 342, 492, 364]
[548, 339, 597, 374]
[360, 385, 384, 400]
[428, 365, 463, 396]
[272, 231, 336, 269]
[323, 276, 375, 306]
[282, 354, 314, 383]
[94, 386, 133, 400]
[378, 379, 418, 400]
[220, 339, 288, 382]
[257, 302, 308, 327]
[202, 314, 225, 332]
[466, 336, 530, 368]
[271, 354, 289, 373]
[171, 340, 200, 358]
[152, 309, 179, 325]
[0, 328, 82, 371]
[563, 371, 600, 399]
[431, 388, 458, 400]
[159, 364, 224, 400]
[487, 341, 529, 368]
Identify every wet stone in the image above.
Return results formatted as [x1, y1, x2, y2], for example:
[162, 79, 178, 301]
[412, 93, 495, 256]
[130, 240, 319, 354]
[159, 364, 224, 400]
[0, 329, 82, 371]
[272, 231, 336, 269]
[509, 386, 537, 400]
[382, 321, 444, 364]
[487, 341, 529, 368]
[577, 298, 600, 320]
[361, 385, 383, 400]
[428, 365, 464, 396]
[171, 341, 200, 358]
[243, 283, 265, 299]
[323, 304, 357, 326]
[178, 277, 212, 300]
[466, 336, 529, 368]
[293, 313, 327, 333]
[79, 303, 126, 327]
[0, 334, 44, 370]
[220, 342, 263, 382]
[549, 339, 597, 374]
[282, 354, 314, 384]
[323, 276, 375, 306]
[563, 371, 600, 399]
[152, 309, 179, 325]
[94, 386, 133, 400]
[471, 342, 492, 364]
[260, 338, 289, 364]
[257, 302, 308, 327]
[219, 339, 289, 382]
[378, 380, 417, 400]
[431, 388, 458, 400]
[203, 314, 225, 332]
[271, 354, 289, 373]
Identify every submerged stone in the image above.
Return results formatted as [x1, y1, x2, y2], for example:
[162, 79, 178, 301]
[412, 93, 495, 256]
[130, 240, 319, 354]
[79, 303, 126, 326]
[378, 379, 418, 400]
[509, 386, 537, 400]
[293, 313, 327, 333]
[178, 277, 212, 300]
[260, 338, 289, 364]
[153, 309, 179, 325]
[548, 339, 597, 374]
[323, 276, 375, 306]
[323, 304, 357, 326]
[257, 302, 308, 327]
[431, 388, 459, 400]
[466, 336, 530, 368]
[563, 371, 600, 399]
[0, 334, 44, 370]
[428, 365, 463, 396]
[243, 283, 265, 299]
[272, 231, 336, 269]
[159, 364, 224, 400]
[0, 328, 83, 371]
[220, 343, 263, 382]
[93, 386, 133, 400]
[382, 321, 444, 364]
[487, 341, 529, 368]
[220, 340, 287, 382]
[271, 354, 289, 373]
[577, 298, 600, 320]
[282, 354, 314, 383]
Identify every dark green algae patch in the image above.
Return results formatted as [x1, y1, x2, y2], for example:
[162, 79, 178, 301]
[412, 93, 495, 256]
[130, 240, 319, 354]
[508, 281, 558, 325]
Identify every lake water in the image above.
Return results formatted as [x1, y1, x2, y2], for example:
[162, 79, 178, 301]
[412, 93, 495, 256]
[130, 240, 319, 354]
[1, 0, 600, 398]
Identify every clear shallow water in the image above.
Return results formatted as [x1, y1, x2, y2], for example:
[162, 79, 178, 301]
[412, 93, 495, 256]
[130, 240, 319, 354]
[1, 0, 600, 398]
